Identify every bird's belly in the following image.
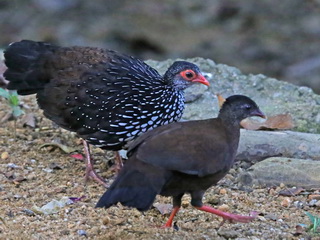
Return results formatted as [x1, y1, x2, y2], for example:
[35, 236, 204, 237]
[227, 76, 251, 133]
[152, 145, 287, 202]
[160, 171, 228, 197]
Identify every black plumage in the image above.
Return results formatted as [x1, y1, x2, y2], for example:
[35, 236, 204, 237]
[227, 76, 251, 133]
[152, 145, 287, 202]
[96, 95, 266, 227]
[4, 40, 209, 186]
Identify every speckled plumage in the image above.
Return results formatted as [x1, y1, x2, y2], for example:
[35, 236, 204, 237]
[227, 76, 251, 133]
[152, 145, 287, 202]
[4, 40, 209, 151]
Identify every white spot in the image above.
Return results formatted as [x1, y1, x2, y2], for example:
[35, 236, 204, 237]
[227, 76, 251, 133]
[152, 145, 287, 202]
[100, 129, 109, 132]
[122, 115, 133, 119]
[131, 130, 139, 136]
[115, 131, 128, 135]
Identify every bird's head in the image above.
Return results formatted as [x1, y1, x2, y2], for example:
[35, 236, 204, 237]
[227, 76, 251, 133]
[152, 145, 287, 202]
[219, 95, 266, 124]
[164, 61, 210, 90]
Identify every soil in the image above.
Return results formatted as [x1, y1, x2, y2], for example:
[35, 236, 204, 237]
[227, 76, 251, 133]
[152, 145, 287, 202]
[0, 95, 319, 240]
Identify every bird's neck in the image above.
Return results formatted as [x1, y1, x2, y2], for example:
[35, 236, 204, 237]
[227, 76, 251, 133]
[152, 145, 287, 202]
[218, 110, 242, 128]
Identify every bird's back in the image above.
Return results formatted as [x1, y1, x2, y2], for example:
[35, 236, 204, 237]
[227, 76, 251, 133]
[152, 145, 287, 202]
[4, 40, 185, 150]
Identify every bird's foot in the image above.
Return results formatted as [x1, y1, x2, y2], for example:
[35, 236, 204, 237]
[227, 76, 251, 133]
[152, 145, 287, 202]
[160, 207, 180, 228]
[196, 205, 257, 226]
[217, 211, 257, 227]
[85, 166, 108, 188]
[82, 139, 107, 188]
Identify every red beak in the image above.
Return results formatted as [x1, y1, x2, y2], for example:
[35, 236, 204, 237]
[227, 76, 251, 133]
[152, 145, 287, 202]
[192, 74, 210, 86]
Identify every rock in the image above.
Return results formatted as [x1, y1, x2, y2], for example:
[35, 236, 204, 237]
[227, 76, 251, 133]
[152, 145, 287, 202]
[238, 157, 320, 188]
[147, 58, 320, 134]
[218, 229, 240, 239]
[237, 130, 320, 162]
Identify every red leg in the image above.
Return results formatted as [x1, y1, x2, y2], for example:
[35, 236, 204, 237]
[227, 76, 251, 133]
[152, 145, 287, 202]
[161, 206, 180, 228]
[195, 205, 256, 226]
[82, 139, 107, 188]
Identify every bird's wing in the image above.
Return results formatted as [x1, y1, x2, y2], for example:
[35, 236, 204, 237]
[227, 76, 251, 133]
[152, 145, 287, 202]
[129, 119, 234, 177]
[34, 46, 164, 136]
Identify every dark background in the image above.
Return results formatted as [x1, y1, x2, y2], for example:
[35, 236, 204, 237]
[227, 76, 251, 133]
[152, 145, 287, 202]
[1, 0, 319, 93]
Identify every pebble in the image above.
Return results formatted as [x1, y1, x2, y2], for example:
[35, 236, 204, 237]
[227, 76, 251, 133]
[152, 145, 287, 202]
[281, 197, 291, 207]
[217, 204, 229, 212]
[77, 229, 87, 236]
[293, 201, 304, 208]
[218, 229, 239, 239]
[102, 217, 110, 225]
[7, 163, 19, 168]
[308, 194, 320, 200]
[1, 152, 9, 160]
[264, 213, 278, 221]
[30, 159, 37, 163]
[308, 199, 318, 206]
[23, 209, 35, 216]
[219, 188, 227, 195]
[181, 200, 189, 208]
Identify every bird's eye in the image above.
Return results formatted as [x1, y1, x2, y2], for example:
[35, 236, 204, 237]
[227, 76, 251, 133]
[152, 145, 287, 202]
[185, 71, 194, 78]
[181, 70, 196, 80]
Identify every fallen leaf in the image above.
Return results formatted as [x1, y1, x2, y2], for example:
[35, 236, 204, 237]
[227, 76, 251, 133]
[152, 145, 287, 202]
[294, 224, 305, 236]
[216, 94, 226, 108]
[153, 203, 172, 215]
[278, 187, 304, 196]
[13, 176, 27, 184]
[48, 162, 63, 170]
[32, 197, 74, 215]
[241, 113, 294, 130]
[39, 142, 77, 154]
[69, 196, 86, 202]
[21, 113, 37, 128]
[70, 153, 84, 160]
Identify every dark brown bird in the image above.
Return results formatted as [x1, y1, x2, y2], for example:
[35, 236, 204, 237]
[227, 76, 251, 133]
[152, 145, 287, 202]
[96, 95, 266, 227]
[3, 40, 209, 186]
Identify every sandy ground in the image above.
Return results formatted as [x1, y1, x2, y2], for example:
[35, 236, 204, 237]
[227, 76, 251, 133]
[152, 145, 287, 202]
[0, 95, 319, 240]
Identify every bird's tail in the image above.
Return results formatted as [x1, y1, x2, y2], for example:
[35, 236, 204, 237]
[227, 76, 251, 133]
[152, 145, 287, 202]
[4, 40, 57, 95]
[96, 160, 168, 211]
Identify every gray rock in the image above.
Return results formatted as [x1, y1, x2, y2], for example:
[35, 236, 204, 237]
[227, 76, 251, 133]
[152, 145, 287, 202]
[238, 157, 320, 188]
[147, 58, 320, 134]
[237, 130, 320, 162]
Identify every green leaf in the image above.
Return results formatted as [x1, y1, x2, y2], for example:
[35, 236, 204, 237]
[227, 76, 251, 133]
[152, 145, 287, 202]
[9, 94, 20, 107]
[305, 212, 320, 233]
[12, 106, 24, 118]
[306, 212, 315, 222]
[0, 88, 10, 99]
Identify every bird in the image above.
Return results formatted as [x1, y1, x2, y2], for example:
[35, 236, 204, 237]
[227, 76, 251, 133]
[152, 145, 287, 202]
[3, 40, 210, 187]
[96, 95, 266, 227]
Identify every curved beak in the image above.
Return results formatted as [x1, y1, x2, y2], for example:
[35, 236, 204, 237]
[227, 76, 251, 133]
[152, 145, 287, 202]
[251, 109, 267, 119]
[192, 74, 210, 86]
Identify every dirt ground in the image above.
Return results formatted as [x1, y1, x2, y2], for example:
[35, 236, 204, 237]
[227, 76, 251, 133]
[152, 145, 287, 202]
[0, 95, 319, 240]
